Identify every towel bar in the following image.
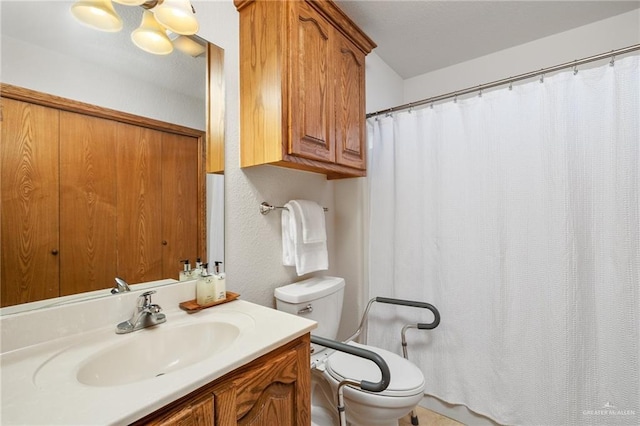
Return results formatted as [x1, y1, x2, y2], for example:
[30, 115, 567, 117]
[260, 201, 328, 215]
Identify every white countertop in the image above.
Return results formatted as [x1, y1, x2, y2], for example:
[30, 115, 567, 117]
[0, 284, 316, 425]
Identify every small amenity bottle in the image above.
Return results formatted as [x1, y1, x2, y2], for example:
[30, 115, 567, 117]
[213, 261, 226, 302]
[179, 259, 193, 281]
[192, 257, 203, 277]
[196, 263, 216, 306]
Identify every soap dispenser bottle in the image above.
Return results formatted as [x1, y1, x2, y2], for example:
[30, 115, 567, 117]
[213, 261, 226, 302]
[179, 259, 192, 281]
[196, 263, 216, 306]
[193, 257, 203, 278]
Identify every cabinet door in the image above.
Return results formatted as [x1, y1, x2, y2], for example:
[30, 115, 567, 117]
[116, 122, 163, 283]
[333, 32, 366, 170]
[1, 98, 60, 306]
[59, 111, 117, 296]
[161, 132, 200, 279]
[146, 393, 214, 426]
[289, 1, 334, 163]
[131, 335, 312, 426]
[213, 343, 310, 425]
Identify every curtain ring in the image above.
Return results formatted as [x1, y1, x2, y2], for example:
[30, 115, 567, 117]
[610, 55, 616, 67]
[454, 94, 458, 103]
[509, 81, 513, 91]
[540, 73, 545, 84]
[573, 65, 579, 75]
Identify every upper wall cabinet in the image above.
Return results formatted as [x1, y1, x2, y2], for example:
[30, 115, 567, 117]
[235, 0, 376, 179]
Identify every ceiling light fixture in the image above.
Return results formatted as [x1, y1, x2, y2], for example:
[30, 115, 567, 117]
[113, 0, 147, 5]
[153, 0, 199, 35]
[171, 34, 206, 57]
[70, 0, 123, 32]
[131, 10, 173, 55]
[70, 0, 200, 55]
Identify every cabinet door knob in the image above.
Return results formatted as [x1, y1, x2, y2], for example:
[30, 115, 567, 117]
[51, 249, 59, 255]
[162, 240, 168, 246]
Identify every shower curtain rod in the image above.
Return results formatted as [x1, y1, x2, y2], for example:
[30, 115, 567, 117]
[366, 43, 640, 118]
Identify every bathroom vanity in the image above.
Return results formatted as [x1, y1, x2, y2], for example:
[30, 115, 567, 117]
[0, 281, 316, 425]
[134, 334, 310, 425]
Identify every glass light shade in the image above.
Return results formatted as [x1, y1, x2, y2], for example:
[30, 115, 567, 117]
[153, 0, 199, 35]
[112, 0, 146, 4]
[172, 35, 206, 57]
[131, 11, 173, 55]
[70, 0, 123, 32]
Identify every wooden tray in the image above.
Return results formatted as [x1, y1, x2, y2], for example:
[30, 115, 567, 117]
[179, 291, 240, 313]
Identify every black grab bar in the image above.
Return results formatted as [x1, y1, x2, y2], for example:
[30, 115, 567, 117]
[374, 297, 441, 329]
[310, 335, 390, 393]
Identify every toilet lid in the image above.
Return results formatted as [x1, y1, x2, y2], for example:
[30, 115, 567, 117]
[325, 341, 425, 397]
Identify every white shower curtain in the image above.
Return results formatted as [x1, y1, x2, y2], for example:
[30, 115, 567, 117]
[367, 55, 639, 426]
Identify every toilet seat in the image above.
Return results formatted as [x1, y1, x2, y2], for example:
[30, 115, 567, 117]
[325, 341, 425, 397]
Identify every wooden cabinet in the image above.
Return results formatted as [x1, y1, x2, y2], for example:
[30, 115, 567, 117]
[59, 111, 119, 295]
[134, 334, 311, 426]
[236, 0, 375, 179]
[1, 86, 206, 307]
[113, 123, 200, 284]
[1, 98, 61, 303]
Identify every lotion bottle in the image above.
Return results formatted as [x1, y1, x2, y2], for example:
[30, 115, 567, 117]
[213, 261, 226, 302]
[192, 257, 203, 277]
[179, 259, 192, 281]
[196, 263, 216, 306]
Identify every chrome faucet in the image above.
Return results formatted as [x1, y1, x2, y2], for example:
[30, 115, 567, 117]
[116, 290, 166, 334]
[111, 277, 131, 294]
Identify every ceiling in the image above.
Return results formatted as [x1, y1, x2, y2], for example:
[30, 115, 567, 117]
[3, 1, 638, 89]
[334, 1, 640, 79]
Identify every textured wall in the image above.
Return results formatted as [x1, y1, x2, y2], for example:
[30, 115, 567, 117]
[196, 2, 400, 338]
[196, 1, 342, 311]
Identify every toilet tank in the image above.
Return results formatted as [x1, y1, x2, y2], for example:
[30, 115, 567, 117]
[274, 276, 345, 340]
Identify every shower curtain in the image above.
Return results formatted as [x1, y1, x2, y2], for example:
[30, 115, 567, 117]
[366, 55, 639, 425]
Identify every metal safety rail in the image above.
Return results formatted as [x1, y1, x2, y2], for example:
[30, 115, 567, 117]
[314, 297, 440, 426]
[346, 297, 441, 343]
[310, 335, 391, 426]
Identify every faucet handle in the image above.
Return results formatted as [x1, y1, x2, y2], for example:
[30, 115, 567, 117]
[111, 277, 131, 294]
[148, 304, 162, 314]
[137, 290, 157, 308]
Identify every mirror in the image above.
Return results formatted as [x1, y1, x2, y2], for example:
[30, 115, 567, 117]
[0, 1, 224, 313]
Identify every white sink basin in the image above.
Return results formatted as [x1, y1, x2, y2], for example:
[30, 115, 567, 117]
[32, 310, 255, 390]
[77, 321, 240, 387]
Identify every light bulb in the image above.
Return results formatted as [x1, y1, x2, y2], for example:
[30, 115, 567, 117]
[131, 10, 173, 55]
[70, 0, 123, 32]
[153, 0, 199, 35]
[112, 0, 146, 5]
[172, 35, 206, 57]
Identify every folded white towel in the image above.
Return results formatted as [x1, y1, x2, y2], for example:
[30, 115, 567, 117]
[281, 208, 295, 266]
[289, 200, 326, 243]
[282, 200, 328, 275]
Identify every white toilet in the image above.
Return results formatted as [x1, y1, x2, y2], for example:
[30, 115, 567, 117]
[275, 276, 425, 426]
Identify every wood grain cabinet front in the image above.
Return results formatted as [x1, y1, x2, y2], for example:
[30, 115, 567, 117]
[235, 0, 375, 179]
[134, 334, 311, 426]
[0, 88, 206, 307]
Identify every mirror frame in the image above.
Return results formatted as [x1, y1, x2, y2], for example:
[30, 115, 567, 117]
[206, 43, 225, 174]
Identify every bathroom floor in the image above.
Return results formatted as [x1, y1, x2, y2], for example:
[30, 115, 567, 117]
[400, 406, 464, 426]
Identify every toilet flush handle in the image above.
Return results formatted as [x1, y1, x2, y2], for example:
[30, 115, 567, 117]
[297, 304, 313, 315]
